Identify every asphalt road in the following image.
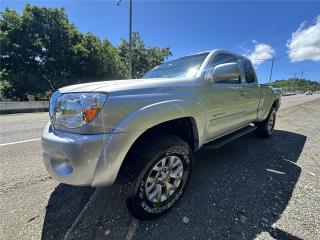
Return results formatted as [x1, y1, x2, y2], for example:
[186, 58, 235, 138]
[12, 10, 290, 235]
[279, 94, 320, 110]
[0, 94, 319, 240]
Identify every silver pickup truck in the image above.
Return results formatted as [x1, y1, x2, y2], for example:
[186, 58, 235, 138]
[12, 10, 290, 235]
[42, 49, 281, 219]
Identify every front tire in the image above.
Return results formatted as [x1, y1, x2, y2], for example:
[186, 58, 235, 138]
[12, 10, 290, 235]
[255, 107, 277, 138]
[117, 134, 193, 220]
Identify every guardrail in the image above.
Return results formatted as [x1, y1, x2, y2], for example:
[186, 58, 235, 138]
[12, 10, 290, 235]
[282, 93, 297, 96]
[0, 101, 49, 114]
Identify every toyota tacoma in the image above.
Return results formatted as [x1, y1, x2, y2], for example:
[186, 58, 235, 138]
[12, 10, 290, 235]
[42, 49, 281, 219]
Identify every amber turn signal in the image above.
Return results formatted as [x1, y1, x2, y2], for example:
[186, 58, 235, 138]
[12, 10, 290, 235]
[84, 107, 100, 122]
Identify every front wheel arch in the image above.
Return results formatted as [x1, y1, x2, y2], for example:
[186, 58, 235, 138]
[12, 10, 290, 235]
[116, 133, 193, 219]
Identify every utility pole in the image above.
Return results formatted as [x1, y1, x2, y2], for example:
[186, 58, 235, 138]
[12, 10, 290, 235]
[286, 71, 306, 79]
[117, 0, 133, 79]
[255, 51, 297, 84]
[286, 72, 298, 78]
[269, 57, 274, 84]
[256, 56, 274, 84]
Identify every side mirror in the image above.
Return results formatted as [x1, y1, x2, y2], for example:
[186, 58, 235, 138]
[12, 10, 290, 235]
[205, 62, 240, 84]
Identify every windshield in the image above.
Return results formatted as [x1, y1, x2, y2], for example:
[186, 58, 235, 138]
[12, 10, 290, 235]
[143, 52, 209, 79]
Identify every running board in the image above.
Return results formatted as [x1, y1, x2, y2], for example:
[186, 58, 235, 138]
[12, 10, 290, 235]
[203, 125, 257, 150]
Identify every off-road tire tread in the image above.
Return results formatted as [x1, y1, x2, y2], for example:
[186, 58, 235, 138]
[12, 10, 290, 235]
[255, 107, 276, 138]
[116, 133, 191, 219]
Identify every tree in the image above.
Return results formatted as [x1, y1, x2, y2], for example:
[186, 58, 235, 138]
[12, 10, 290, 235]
[0, 5, 127, 99]
[1, 5, 79, 97]
[118, 32, 171, 78]
[71, 34, 127, 83]
[271, 78, 320, 93]
[1, 6, 171, 100]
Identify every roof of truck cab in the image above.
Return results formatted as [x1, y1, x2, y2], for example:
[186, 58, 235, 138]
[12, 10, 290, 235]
[212, 49, 247, 59]
[185, 49, 246, 59]
[185, 50, 211, 56]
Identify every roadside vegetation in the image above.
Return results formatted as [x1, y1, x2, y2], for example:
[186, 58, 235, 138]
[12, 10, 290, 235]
[271, 78, 320, 93]
[0, 5, 171, 100]
[1, 5, 318, 101]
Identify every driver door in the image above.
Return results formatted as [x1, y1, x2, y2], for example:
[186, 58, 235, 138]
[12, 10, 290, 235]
[204, 53, 248, 141]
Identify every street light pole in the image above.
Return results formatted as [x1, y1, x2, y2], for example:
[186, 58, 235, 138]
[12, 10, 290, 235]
[128, 0, 133, 79]
[117, 0, 133, 79]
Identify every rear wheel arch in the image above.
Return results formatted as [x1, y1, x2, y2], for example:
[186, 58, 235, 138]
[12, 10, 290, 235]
[272, 99, 280, 111]
[255, 106, 277, 138]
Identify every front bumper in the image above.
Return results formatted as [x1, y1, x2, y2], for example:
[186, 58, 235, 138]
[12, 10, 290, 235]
[42, 123, 111, 186]
[42, 123, 144, 187]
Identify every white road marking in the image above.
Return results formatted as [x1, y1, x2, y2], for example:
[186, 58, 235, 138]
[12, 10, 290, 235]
[266, 168, 286, 175]
[0, 138, 41, 147]
[125, 218, 139, 240]
[62, 186, 139, 240]
[63, 188, 100, 240]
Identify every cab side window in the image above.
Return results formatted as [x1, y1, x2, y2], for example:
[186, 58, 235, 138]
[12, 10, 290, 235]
[207, 53, 240, 84]
[242, 58, 256, 83]
[207, 53, 237, 69]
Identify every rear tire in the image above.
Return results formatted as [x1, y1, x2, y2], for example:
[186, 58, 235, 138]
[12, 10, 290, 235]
[255, 107, 277, 138]
[117, 134, 193, 220]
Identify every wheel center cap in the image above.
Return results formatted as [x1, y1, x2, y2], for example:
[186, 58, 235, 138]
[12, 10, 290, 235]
[145, 156, 184, 203]
[159, 170, 170, 182]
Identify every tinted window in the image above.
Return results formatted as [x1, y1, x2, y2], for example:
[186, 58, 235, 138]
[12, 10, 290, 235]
[242, 58, 256, 83]
[207, 53, 240, 84]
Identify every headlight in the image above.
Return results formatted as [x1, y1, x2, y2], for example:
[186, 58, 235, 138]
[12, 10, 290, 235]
[49, 92, 108, 128]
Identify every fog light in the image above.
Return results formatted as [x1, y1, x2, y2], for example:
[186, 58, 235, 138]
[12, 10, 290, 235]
[51, 151, 73, 176]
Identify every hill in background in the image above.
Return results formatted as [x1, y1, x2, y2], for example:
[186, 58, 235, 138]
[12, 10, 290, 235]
[271, 78, 320, 93]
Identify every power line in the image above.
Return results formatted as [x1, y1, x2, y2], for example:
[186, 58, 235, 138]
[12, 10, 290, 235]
[285, 70, 307, 79]
[286, 72, 298, 78]
[255, 51, 297, 84]
[255, 50, 297, 61]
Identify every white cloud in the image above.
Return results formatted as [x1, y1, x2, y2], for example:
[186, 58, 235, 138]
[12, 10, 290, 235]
[246, 41, 275, 66]
[287, 15, 320, 62]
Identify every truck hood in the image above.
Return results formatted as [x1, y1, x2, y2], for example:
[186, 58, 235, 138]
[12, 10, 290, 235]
[59, 78, 192, 94]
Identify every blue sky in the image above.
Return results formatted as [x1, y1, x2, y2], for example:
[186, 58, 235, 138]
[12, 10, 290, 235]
[1, 1, 320, 83]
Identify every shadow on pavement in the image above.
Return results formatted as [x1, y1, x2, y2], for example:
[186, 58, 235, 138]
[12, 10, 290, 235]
[41, 185, 96, 240]
[42, 129, 306, 240]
